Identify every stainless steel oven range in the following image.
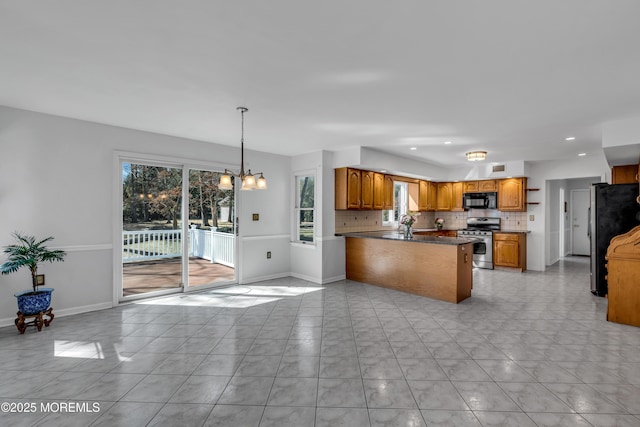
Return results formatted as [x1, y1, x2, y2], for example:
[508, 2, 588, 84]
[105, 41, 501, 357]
[457, 217, 501, 269]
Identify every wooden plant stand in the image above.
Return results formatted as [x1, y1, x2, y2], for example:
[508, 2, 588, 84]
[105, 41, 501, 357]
[15, 308, 54, 334]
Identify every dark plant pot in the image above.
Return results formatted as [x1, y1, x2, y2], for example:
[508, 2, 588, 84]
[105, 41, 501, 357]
[14, 288, 54, 315]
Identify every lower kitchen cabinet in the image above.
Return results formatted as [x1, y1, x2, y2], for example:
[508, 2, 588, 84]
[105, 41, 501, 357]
[493, 232, 527, 272]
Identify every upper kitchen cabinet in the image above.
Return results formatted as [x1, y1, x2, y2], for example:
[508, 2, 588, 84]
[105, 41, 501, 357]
[360, 170, 375, 209]
[436, 182, 453, 211]
[498, 177, 527, 211]
[419, 180, 437, 211]
[335, 167, 361, 210]
[451, 182, 464, 211]
[463, 180, 496, 192]
[373, 172, 385, 210]
[383, 175, 394, 210]
[463, 181, 479, 193]
[335, 168, 388, 210]
[478, 180, 497, 192]
[611, 164, 639, 184]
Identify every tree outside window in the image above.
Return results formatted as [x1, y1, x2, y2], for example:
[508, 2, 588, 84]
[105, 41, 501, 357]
[295, 174, 314, 242]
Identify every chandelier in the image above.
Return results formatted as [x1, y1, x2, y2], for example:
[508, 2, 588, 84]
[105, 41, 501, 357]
[218, 107, 267, 191]
[466, 151, 487, 161]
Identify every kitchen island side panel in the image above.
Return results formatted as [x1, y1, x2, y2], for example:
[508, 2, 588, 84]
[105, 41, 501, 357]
[345, 237, 472, 303]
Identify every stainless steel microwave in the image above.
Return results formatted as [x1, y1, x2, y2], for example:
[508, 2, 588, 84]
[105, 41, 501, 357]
[463, 192, 497, 209]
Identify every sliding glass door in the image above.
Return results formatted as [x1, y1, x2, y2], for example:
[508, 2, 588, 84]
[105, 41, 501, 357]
[120, 161, 236, 300]
[186, 170, 235, 290]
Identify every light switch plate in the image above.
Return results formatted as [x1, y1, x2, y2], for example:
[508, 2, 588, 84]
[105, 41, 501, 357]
[529, 215, 535, 221]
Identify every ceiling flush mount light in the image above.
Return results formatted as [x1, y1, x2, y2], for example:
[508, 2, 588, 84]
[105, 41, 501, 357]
[466, 151, 487, 161]
[578, 152, 587, 156]
[219, 107, 267, 191]
[565, 137, 576, 141]
[410, 147, 417, 151]
[444, 141, 452, 145]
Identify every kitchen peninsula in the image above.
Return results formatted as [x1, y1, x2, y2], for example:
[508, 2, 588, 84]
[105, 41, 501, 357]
[340, 231, 476, 303]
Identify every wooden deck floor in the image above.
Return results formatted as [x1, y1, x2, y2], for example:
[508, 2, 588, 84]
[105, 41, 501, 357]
[123, 257, 235, 297]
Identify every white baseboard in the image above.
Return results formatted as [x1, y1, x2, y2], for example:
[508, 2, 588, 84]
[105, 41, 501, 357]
[289, 272, 321, 284]
[0, 302, 113, 328]
[321, 274, 346, 284]
[240, 272, 291, 284]
[289, 272, 347, 285]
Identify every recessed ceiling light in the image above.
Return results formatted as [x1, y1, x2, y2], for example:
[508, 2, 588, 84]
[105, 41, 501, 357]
[444, 141, 452, 145]
[410, 147, 417, 150]
[380, 170, 387, 173]
[565, 137, 576, 141]
[578, 153, 586, 156]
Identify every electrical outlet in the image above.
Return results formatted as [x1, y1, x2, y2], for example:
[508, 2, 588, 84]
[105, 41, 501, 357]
[266, 251, 271, 259]
[529, 215, 535, 221]
[252, 213, 259, 221]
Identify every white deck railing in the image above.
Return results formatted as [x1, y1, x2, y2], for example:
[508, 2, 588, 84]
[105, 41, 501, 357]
[123, 228, 234, 267]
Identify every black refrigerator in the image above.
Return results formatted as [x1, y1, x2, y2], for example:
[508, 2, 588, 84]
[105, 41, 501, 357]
[589, 183, 640, 296]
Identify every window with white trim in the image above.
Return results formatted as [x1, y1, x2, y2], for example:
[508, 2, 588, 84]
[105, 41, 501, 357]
[382, 181, 408, 226]
[294, 174, 315, 243]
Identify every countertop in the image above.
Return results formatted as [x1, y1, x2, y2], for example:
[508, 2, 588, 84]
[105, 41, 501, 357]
[495, 230, 531, 234]
[336, 231, 478, 246]
[412, 228, 458, 232]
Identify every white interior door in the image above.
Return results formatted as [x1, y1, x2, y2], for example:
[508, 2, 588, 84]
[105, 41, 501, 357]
[571, 189, 590, 255]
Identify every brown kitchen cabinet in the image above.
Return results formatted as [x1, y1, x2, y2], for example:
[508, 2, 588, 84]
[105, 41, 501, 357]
[493, 232, 526, 271]
[419, 180, 437, 211]
[335, 167, 361, 209]
[372, 172, 385, 210]
[478, 180, 497, 192]
[451, 182, 464, 211]
[436, 182, 453, 211]
[463, 180, 495, 192]
[360, 170, 374, 209]
[498, 178, 527, 211]
[463, 181, 479, 192]
[383, 174, 394, 210]
[335, 168, 388, 210]
[611, 164, 639, 184]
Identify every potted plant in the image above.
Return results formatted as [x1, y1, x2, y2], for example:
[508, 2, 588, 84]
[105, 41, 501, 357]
[1, 232, 66, 319]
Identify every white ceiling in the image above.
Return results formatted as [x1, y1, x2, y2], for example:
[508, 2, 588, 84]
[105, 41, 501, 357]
[1, 1, 640, 167]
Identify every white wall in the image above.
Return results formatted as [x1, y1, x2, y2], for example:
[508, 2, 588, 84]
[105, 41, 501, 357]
[602, 116, 640, 167]
[526, 154, 608, 271]
[546, 179, 566, 265]
[447, 161, 526, 181]
[289, 150, 345, 284]
[0, 106, 291, 325]
[333, 147, 448, 180]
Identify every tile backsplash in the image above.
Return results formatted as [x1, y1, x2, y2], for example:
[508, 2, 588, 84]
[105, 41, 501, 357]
[335, 209, 528, 233]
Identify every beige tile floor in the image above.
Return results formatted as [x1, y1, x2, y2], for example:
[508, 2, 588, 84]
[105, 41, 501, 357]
[0, 256, 639, 426]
